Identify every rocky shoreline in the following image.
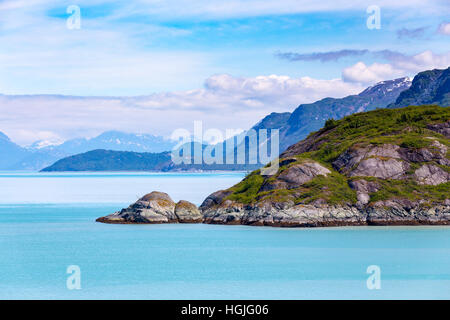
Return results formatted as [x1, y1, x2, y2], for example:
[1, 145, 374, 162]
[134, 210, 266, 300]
[96, 189, 450, 227]
[200, 195, 450, 227]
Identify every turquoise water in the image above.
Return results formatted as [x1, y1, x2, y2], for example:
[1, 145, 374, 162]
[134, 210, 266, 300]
[0, 172, 449, 299]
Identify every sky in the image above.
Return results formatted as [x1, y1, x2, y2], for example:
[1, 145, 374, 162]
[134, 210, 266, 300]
[0, 0, 449, 145]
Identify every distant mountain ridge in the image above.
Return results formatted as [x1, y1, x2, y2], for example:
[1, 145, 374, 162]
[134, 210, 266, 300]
[388, 67, 450, 108]
[41, 150, 173, 172]
[244, 77, 412, 151]
[43, 130, 176, 154]
[0, 131, 176, 170]
[0, 131, 30, 169]
[41, 147, 261, 172]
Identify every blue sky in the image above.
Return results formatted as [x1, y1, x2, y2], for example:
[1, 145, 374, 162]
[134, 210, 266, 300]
[0, 0, 449, 144]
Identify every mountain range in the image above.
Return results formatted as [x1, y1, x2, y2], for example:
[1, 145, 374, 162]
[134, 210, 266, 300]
[251, 76, 412, 151]
[388, 67, 450, 108]
[0, 131, 176, 170]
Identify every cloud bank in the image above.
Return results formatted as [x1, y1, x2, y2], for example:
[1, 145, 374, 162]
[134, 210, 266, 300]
[0, 74, 365, 145]
[438, 22, 450, 35]
[277, 49, 450, 84]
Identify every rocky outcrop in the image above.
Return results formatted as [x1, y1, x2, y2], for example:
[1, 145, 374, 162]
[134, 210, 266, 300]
[200, 106, 450, 227]
[348, 179, 380, 205]
[427, 121, 450, 138]
[199, 190, 232, 211]
[175, 200, 203, 223]
[414, 164, 450, 185]
[96, 191, 203, 224]
[349, 157, 410, 179]
[260, 161, 330, 191]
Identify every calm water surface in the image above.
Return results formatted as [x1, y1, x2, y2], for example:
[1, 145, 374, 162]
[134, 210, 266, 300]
[0, 172, 449, 299]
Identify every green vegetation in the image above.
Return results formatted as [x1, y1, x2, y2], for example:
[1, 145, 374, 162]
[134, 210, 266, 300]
[324, 118, 339, 130]
[227, 170, 265, 204]
[223, 105, 449, 206]
[306, 105, 449, 164]
[369, 180, 450, 203]
[295, 172, 357, 205]
[400, 137, 430, 149]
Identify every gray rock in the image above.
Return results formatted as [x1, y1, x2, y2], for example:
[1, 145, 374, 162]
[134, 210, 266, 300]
[202, 197, 450, 227]
[333, 144, 402, 174]
[399, 138, 448, 163]
[367, 144, 402, 159]
[414, 164, 450, 185]
[280, 162, 330, 184]
[175, 200, 203, 223]
[202, 199, 365, 227]
[332, 146, 368, 173]
[97, 191, 203, 224]
[349, 179, 380, 205]
[367, 199, 450, 225]
[199, 190, 232, 210]
[427, 121, 450, 138]
[261, 162, 331, 191]
[350, 157, 410, 179]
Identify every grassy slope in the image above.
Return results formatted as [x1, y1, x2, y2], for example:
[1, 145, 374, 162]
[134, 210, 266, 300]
[226, 105, 450, 206]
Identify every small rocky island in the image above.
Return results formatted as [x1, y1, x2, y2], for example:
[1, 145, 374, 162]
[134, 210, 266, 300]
[97, 105, 450, 227]
[96, 191, 202, 224]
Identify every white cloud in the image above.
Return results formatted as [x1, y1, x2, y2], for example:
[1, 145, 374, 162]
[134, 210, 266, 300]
[0, 74, 364, 145]
[342, 62, 399, 83]
[342, 50, 450, 84]
[438, 22, 450, 35]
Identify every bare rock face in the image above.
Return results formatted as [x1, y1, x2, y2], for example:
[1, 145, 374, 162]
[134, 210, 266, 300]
[414, 164, 450, 185]
[332, 146, 368, 173]
[279, 162, 331, 185]
[96, 191, 202, 224]
[175, 200, 203, 223]
[427, 121, 450, 138]
[199, 190, 232, 211]
[349, 179, 380, 205]
[399, 138, 449, 164]
[333, 144, 412, 179]
[350, 157, 410, 179]
[367, 144, 402, 159]
[261, 161, 330, 191]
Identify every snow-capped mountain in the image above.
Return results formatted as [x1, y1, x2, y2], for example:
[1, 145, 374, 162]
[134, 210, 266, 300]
[36, 131, 177, 154]
[1, 131, 177, 170]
